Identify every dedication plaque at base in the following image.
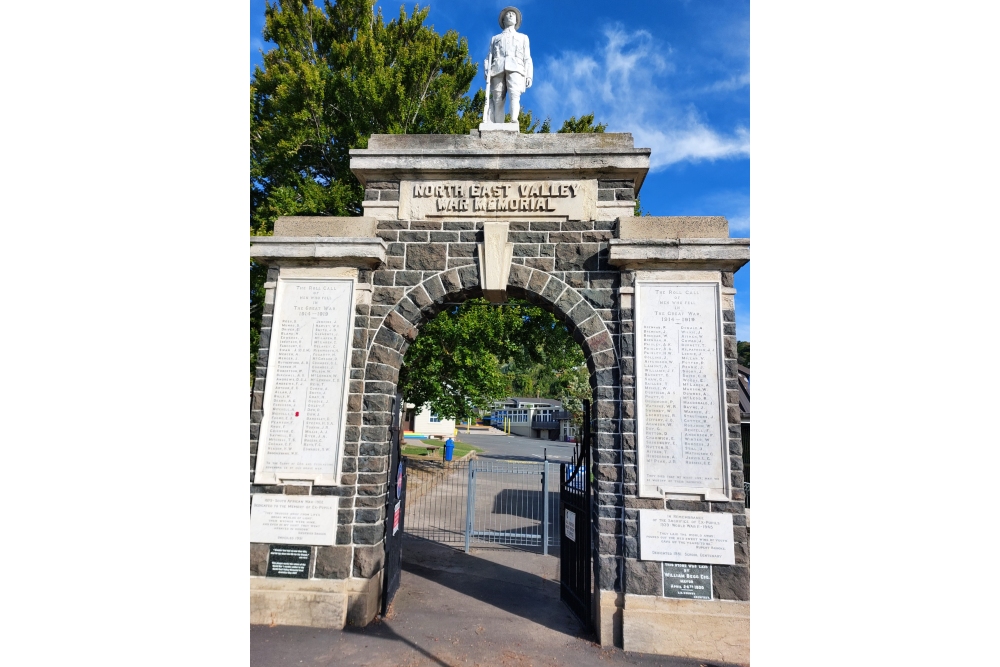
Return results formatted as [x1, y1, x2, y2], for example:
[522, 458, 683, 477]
[635, 282, 729, 499]
[639, 509, 735, 565]
[662, 563, 712, 600]
[250, 494, 339, 546]
[254, 278, 355, 484]
[266, 545, 311, 578]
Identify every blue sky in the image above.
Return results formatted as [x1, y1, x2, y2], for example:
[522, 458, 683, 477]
[250, 0, 750, 341]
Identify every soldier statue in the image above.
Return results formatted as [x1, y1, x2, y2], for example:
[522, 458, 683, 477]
[484, 7, 533, 126]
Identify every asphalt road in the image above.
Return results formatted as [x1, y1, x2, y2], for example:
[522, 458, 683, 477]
[409, 431, 580, 462]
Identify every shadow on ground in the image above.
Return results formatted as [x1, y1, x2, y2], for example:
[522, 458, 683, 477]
[250, 534, 745, 667]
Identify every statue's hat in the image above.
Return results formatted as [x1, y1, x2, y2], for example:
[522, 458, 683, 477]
[498, 6, 522, 30]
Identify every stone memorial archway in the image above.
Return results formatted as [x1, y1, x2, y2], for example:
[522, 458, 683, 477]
[249, 129, 750, 663]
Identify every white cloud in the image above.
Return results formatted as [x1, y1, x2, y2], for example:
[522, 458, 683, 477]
[534, 26, 748, 171]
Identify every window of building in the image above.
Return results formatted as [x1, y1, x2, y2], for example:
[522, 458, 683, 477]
[429, 414, 441, 423]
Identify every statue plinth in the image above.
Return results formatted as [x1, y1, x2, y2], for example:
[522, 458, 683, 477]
[478, 121, 519, 133]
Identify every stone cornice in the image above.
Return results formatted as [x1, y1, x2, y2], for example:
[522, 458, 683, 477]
[608, 237, 750, 271]
[350, 132, 652, 192]
[249, 236, 387, 268]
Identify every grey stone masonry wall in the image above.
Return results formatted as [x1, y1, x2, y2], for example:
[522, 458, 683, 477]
[597, 179, 635, 202]
[364, 181, 400, 202]
[248, 209, 625, 587]
[249, 266, 279, 479]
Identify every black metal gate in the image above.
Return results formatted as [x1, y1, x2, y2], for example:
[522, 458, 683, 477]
[382, 394, 407, 615]
[559, 399, 592, 630]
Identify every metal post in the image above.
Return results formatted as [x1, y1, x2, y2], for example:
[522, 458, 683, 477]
[464, 465, 477, 553]
[542, 459, 549, 555]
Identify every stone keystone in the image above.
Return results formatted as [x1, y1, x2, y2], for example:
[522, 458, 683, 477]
[478, 221, 515, 303]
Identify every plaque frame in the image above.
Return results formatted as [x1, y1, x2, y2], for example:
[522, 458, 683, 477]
[634, 280, 731, 501]
[253, 276, 357, 486]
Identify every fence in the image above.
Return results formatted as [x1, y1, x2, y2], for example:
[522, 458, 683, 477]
[404, 458, 560, 552]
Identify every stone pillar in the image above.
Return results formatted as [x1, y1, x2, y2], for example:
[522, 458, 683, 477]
[249, 217, 387, 628]
[608, 217, 750, 665]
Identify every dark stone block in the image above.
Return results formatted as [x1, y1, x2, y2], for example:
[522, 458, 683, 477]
[250, 543, 269, 576]
[615, 188, 634, 200]
[514, 244, 540, 257]
[539, 244, 555, 257]
[423, 275, 446, 303]
[562, 220, 594, 231]
[457, 264, 479, 289]
[598, 556, 620, 590]
[410, 221, 442, 230]
[625, 559, 661, 595]
[508, 220, 530, 231]
[713, 565, 750, 601]
[444, 220, 475, 230]
[508, 264, 532, 289]
[549, 232, 582, 244]
[598, 179, 633, 189]
[430, 231, 459, 243]
[598, 189, 615, 201]
[530, 221, 561, 231]
[449, 242, 477, 257]
[524, 257, 555, 271]
[554, 287, 583, 317]
[508, 232, 547, 244]
[380, 190, 399, 201]
[378, 220, 406, 231]
[460, 231, 481, 243]
[661, 499, 710, 513]
[540, 276, 565, 304]
[722, 271, 734, 288]
[372, 286, 404, 307]
[555, 243, 600, 271]
[526, 269, 550, 296]
[364, 189, 380, 201]
[394, 270, 421, 287]
[405, 244, 447, 271]
[353, 523, 384, 546]
[581, 288, 614, 309]
[368, 181, 399, 191]
[399, 230, 429, 243]
[353, 544, 385, 578]
[313, 545, 352, 579]
[395, 297, 422, 326]
[376, 230, 398, 243]
[386, 256, 404, 270]
[582, 231, 613, 242]
[440, 268, 462, 295]
[285, 485, 310, 495]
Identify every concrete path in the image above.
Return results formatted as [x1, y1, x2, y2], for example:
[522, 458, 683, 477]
[451, 432, 579, 463]
[251, 535, 743, 667]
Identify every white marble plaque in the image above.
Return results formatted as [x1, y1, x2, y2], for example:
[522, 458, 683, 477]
[254, 278, 355, 485]
[635, 282, 729, 499]
[639, 509, 735, 565]
[398, 180, 597, 220]
[250, 494, 339, 546]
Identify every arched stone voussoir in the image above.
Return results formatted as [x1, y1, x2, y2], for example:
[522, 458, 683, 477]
[394, 296, 423, 327]
[384, 309, 416, 338]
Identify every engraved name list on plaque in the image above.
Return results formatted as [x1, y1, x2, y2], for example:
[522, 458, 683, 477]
[254, 278, 355, 485]
[635, 282, 729, 499]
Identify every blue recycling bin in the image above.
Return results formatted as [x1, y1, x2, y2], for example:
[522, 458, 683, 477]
[444, 437, 455, 461]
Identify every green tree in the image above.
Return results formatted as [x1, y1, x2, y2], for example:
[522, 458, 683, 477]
[251, 0, 484, 379]
[737, 340, 750, 368]
[399, 299, 586, 420]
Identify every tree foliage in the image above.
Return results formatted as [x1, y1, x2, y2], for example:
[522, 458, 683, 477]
[737, 340, 749, 368]
[251, 0, 483, 234]
[249, 1, 609, 394]
[399, 299, 586, 420]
